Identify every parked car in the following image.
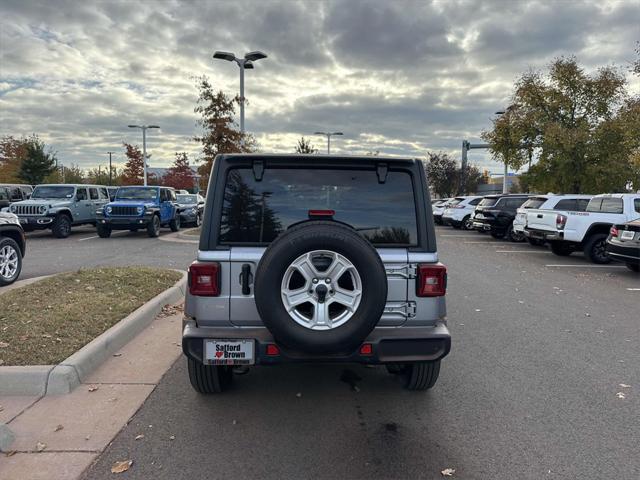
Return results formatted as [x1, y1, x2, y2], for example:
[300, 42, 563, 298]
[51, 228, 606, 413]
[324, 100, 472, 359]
[442, 196, 483, 229]
[106, 186, 119, 201]
[9, 184, 109, 238]
[0, 184, 33, 203]
[96, 185, 181, 238]
[472, 194, 530, 241]
[432, 198, 452, 224]
[605, 220, 640, 272]
[514, 194, 592, 245]
[0, 211, 26, 286]
[524, 193, 640, 263]
[176, 193, 205, 227]
[183, 154, 450, 393]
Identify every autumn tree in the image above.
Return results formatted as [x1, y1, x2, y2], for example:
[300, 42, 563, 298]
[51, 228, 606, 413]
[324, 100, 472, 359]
[193, 76, 256, 184]
[163, 152, 195, 190]
[295, 137, 317, 154]
[483, 57, 633, 193]
[120, 143, 145, 185]
[424, 152, 459, 197]
[45, 163, 84, 184]
[86, 166, 111, 185]
[18, 135, 56, 184]
[0, 136, 28, 183]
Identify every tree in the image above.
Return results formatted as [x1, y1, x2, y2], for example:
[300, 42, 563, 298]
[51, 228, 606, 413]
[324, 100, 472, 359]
[193, 76, 256, 185]
[18, 135, 56, 184]
[120, 143, 145, 185]
[163, 152, 195, 190]
[295, 137, 317, 154]
[458, 164, 482, 195]
[424, 152, 458, 197]
[0, 136, 28, 183]
[482, 57, 632, 193]
[86, 166, 110, 185]
[45, 164, 84, 184]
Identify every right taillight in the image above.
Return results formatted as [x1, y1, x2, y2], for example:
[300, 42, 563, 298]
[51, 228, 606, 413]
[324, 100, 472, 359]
[556, 214, 567, 230]
[188, 262, 221, 296]
[416, 264, 447, 297]
[610, 225, 619, 237]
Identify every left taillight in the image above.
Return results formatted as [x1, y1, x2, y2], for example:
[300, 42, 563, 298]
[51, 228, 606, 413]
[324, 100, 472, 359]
[556, 214, 567, 230]
[189, 262, 221, 296]
[416, 264, 447, 297]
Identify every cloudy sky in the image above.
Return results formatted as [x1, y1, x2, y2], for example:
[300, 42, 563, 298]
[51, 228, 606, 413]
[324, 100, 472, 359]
[1, 0, 638, 175]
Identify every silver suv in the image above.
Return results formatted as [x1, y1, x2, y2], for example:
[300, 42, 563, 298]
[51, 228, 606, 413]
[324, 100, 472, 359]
[182, 155, 451, 393]
[10, 184, 109, 238]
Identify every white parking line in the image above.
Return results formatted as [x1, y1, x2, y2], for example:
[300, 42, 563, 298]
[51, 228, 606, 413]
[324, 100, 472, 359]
[441, 234, 474, 237]
[627, 288, 640, 291]
[545, 264, 626, 268]
[464, 241, 500, 244]
[495, 250, 549, 253]
[78, 231, 129, 241]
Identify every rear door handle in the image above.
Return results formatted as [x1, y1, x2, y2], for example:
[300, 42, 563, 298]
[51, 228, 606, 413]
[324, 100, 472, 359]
[240, 264, 253, 295]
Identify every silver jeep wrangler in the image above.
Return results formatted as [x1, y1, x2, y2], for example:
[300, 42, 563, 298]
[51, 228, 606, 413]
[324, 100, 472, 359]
[183, 154, 450, 393]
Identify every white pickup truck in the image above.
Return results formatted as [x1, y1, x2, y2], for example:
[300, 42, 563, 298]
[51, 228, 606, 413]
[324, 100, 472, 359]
[524, 193, 640, 263]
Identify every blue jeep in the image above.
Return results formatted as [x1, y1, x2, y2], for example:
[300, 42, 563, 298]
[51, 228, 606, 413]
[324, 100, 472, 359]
[96, 186, 180, 238]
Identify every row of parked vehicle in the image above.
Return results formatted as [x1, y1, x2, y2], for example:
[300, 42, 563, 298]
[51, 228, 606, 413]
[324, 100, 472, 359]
[0, 183, 206, 286]
[432, 192, 640, 272]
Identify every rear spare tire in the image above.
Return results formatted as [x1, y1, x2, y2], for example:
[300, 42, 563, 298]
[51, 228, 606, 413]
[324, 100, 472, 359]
[254, 221, 387, 354]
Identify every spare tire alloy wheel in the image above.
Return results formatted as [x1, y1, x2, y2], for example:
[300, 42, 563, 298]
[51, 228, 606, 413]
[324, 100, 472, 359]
[254, 221, 387, 354]
[282, 250, 362, 331]
[0, 238, 21, 286]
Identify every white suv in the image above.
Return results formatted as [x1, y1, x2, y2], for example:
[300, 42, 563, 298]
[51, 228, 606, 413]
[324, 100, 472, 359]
[442, 196, 483, 230]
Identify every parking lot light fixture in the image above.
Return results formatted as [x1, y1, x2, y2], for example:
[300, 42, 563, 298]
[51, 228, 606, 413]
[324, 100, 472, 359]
[128, 125, 160, 186]
[314, 132, 344, 155]
[213, 50, 268, 134]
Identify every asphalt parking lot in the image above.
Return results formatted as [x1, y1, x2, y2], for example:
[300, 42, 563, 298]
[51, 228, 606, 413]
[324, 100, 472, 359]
[55, 225, 638, 480]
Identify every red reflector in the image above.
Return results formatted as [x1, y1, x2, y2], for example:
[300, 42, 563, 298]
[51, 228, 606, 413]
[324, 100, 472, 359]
[308, 209, 335, 217]
[416, 264, 447, 297]
[266, 344, 280, 356]
[188, 262, 221, 296]
[610, 226, 619, 237]
[359, 343, 373, 355]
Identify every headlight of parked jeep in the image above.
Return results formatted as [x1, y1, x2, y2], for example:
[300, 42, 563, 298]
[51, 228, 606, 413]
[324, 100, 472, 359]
[10, 205, 16, 213]
[136, 206, 144, 214]
[39, 205, 47, 214]
[106, 206, 112, 214]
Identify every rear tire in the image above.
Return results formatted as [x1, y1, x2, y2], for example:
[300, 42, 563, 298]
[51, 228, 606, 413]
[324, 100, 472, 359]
[550, 241, 573, 256]
[147, 215, 160, 237]
[401, 361, 441, 391]
[626, 263, 640, 273]
[96, 224, 112, 238]
[187, 358, 233, 394]
[583, 234, 611, 264]
[461, 216, 473, 230]
[52, 214, 72, 238]
[507, 223, 526, 242]
[0, 237, 22, 286]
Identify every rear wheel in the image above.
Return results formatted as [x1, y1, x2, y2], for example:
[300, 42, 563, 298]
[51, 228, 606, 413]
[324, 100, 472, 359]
[187, 358, 233, 394]
[96, 224, 112, 238]
[147, 215, 160, 237]
[626, 263, 640, 273]
[550, 241, 573, 256]
[583, 234, 610, 264]
[169, 215, 180, 232]
[400, 361, 440, 391]
[462, 215, 473, 230]
[52, 214, 72, 238]
[507, 223, 525, 242]
[0, 237, 22, 286]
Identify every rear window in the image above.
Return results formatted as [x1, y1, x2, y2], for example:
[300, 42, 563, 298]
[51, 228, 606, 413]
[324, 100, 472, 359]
[448, 198, 464, 206]
[219, 167, 418, 245]
[478, 197, 498, 207]
[521, 197, 547, 209]
[586, 197, 623, 214]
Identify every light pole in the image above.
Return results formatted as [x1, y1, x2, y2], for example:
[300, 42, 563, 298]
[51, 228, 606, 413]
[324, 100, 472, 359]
[106, 151, 114, 186]
[127, 125, 159, 186]
[314, 132, 343, 154]
[213, 50, 268, 134]
[495, 110, 510, 194]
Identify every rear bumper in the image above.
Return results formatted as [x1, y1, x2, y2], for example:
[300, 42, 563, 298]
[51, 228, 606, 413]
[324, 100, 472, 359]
[606, 240, 640, 264]
[524, 227, 563, 241]
[182, 321, 451, 365]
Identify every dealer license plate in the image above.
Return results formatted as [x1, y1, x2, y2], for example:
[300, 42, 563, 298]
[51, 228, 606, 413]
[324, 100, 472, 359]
[621, 230, 636, 240]
[204, 339, 255, 365]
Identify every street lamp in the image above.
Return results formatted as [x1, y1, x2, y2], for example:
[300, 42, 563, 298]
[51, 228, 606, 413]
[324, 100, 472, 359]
[128, 125, 159, 186]
[213, 50, 268, 133]
[313, 132, 343, 155]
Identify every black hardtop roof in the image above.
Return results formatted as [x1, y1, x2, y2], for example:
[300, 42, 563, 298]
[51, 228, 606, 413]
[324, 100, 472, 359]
[220, 153, 419, 164]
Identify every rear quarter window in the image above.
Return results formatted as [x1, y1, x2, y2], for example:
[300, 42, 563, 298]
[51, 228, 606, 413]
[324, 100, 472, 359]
[554, 199, 577, 211]
[522, 197, 546, 209]
[479, 197, 498, 207]
[587, 197, 623, 214]
[219, 167, 418, 246]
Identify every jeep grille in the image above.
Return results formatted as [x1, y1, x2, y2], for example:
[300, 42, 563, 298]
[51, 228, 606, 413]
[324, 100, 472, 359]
[111, 206, 139, 216]
[14, 205, 44, 216]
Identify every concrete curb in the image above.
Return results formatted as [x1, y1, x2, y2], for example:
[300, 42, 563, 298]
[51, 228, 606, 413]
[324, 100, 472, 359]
[0, 271, 187, 397]
[176, 228, 200, 240]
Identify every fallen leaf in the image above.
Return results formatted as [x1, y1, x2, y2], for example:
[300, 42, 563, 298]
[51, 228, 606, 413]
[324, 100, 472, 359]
[169, 435, 175, 440]
[619, 384, 631, 388]
[135, 434, 144, 440]
[54, 424, 64, 432]
[36, 442, 46, 452]
[88, 385, 99, 392]
[518, 300, 524, 304]
[112, 353, 122, 357]
[85, 435, 91, 441]
[616, 392, 626, 399]
[5, 450, 17, 457]
[441, 468, 456, 476]
[111, 460, 133, 474]
[585, 313, 591, 317]
[0, 341, 9, 348]
[474, 309, 481, 312]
